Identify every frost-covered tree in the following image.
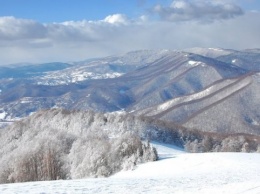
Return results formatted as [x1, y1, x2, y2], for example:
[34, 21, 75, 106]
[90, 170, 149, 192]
[0, 109, 158, 183]
[1, 108, 259, 183]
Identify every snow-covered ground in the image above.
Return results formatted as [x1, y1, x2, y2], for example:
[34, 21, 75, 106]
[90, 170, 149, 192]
[1, 142, 260, 194]
[36, 71, 124, 85]
[0, 111, 6, 120]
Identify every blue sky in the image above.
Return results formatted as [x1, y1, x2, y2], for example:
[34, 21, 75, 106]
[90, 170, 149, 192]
[0, 0, 170, 22]
[1, 0, 259, 22]
[0, 0, 260, 65]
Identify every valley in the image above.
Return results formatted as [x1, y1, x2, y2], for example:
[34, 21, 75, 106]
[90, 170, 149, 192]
[0, 48, 259, 135]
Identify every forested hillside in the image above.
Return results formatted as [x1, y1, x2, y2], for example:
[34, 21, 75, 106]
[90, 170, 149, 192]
[1, 49, 260, 136]
[1, 108, 259, 183]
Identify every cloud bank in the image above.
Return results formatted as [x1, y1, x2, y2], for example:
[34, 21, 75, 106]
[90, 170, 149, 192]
[152, 0, 244, 22]
[0, 1, 259, 65]
[0, 17, 47, 40]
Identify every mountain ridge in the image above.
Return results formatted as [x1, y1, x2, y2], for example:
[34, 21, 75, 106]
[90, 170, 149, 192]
[0, 48, 259, 135]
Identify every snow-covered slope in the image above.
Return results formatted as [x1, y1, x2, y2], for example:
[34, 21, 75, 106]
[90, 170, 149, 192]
[0, 48, 259, 135]
[184, 47, 234, 58]
[1, 142, 260, 194]
[34, 50, 172, 86]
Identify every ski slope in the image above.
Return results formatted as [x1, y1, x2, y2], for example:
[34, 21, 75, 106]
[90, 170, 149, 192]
[1, 142, 260, 194]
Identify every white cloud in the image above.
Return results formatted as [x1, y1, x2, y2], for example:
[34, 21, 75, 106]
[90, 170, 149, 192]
[0, 16, 47, 40]
[0, 10, 259, 65]
[103, 14, 129, 25]
[0, 14, 130, 44]
[152, 0, 244, 23]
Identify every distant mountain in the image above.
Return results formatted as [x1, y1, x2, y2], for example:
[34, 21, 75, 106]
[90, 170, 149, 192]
[0, 62, 72, 79]
[0, 48, 259, 136]
[183, 47, 234, 58]
[216, 49, 260, 71]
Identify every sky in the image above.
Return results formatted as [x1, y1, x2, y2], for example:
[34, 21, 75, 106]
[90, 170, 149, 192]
[0, 0, 260, 65]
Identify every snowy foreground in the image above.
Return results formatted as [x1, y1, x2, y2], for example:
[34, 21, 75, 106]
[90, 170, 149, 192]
[1, 142, 260, 194]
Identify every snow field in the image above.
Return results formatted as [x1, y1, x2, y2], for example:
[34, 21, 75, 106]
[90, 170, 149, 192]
[0, 142, 260, 194]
